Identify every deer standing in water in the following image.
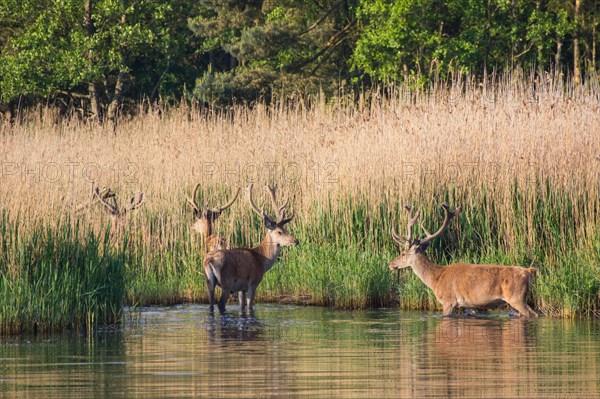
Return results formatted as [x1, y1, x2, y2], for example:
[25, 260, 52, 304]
[187, 183, 240, 252]
[203, 183, 299, 313]
[388, 203, 538, 317]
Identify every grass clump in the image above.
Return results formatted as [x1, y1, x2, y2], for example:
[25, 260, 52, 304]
[0, 213, 126, 334]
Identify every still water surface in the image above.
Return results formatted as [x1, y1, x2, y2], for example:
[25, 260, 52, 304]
[2, 304, 600, 398]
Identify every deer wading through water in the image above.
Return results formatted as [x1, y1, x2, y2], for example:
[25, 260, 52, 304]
[187, 183, 240, 252]
[388, 203, 538, 318]
[203, 183, 299, 313]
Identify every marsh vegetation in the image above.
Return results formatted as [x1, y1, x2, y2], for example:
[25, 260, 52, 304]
[1, 73, 599, 333]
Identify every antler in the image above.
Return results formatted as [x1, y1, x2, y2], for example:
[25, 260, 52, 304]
[188, 184, 240, 216]
[124, 192, 145, 213]
[418, 203, 462, 246]
[248, 184, 294, 226]
[93, 185, 144, 218]
[186, 183, 201, 213]
[213, 187, 240, 213]
[93, 186, 119, 216]
[248, 183, 268, 218]
[391, 204, 420, 246]
[265, 184, 293, 225]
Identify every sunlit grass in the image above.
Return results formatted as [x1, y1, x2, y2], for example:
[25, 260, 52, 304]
[0, 71, 599, 333]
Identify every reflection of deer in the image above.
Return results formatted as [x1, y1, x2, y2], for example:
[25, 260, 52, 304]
[388, 203, 538, 317]
[206, 314, 264, 343]
[186, 183, 240, 252]
[92, 186, 145, 236]
[203, 184, 299, 313]
[420, 318, 535, 397]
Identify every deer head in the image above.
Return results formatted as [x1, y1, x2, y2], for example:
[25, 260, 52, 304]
[92, 185, 145, 228]
[389, 203, 461, 269]
[247, 183, 299, 247]
[187, 183, 240, 238]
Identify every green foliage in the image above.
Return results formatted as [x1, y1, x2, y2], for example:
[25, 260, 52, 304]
[189, 0, 359, 105]
[0, 0, 195, 109]
[0, 214, 126, 334]
[1, 179, 600, 335]
[352, 0, 591, 82]
[0, 1, 598, 113]
[0, 0, 87, 101]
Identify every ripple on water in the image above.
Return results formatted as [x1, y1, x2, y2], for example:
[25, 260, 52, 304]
[1, 304, 600, 398]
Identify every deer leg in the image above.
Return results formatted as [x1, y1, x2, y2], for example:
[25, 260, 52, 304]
[526, 305, 539, 318]
[217, 288, 231, 314]
[246, 287, 256, 313]
[206, 277, 216, 313]
[204, 260, 219, 313]
[507, 300, 537, 318]
[238, 291, 247, 312]
[442, 303, 456, 317]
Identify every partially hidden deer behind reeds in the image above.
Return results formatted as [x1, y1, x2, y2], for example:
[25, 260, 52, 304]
[187, 183, 240, 253]
[92, 185, 145, 238]
[388, 203, 538, 317]
[203, 184, 299, 313]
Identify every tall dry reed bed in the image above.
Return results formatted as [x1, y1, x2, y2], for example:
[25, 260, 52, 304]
[0, 72, 599, 333]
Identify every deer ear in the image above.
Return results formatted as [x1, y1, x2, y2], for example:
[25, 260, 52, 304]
[209, 209, 222, 221]
[279, 215, 294, 226]
[417, 241, 430, 252]
[264, 214, 277, 230]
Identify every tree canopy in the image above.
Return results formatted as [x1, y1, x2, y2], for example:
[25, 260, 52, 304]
[0, 0, 597, 115]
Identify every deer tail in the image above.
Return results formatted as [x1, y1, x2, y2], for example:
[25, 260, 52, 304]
[203, 257, 216, 281]
[204, 257, 222, 287]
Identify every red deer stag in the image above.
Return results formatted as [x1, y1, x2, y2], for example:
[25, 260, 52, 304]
[187, 183, 240, 252]
[93, 186, 145, 236]
[388, 203, 538, 317]
[203, 183, 299, 313]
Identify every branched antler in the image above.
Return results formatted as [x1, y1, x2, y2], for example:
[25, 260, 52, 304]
[93, 185, 145, 220]
[391, 203, 461, 247]
[93, 186, 120, 216]
[418, 203, 462, 246]
[391, 204, 420, 246]
[265, 184, 293, 225]
[187, 183, 240, 219]
[248, 183, 294, 226]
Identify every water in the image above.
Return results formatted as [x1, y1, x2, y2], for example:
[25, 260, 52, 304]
[2, 304, 600, 398]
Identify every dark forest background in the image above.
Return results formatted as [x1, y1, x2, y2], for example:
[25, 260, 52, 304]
[1, 0, 597, 119]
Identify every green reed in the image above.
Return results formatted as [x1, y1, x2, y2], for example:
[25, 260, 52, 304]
[1, 178, 599, 335]
[120, 181, 599, 318]
[0, 213, 126, 334]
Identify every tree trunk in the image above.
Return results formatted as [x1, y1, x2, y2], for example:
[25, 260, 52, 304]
[84, 0, 100, 121]
[535, 0, 542, 64]
[107, 14, 127, 131]
[593, 0, 598, 71]
[108, 70, 126, 129]
[574, 0, 581, 84]
[556, 35, 562, 71]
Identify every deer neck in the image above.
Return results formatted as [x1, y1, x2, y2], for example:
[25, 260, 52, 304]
[410, 253, 443, 289]
[253, 232, 282, 272]
[195, 219, 212, 241]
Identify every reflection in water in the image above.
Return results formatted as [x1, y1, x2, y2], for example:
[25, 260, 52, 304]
[1, 305, 600, 398]
[205, 313, 265, 342]
[416, 318, 537, 398]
